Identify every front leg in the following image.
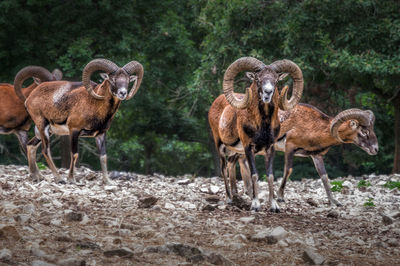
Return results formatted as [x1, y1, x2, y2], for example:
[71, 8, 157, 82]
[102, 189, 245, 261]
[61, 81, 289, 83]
[265, 146, 279, 212]
[238, 155, 252, 196]
[277, 147, 295, 202]
[68, 130, 80, 183]
[311, 155, 342, 207]
[96, 133, 111, 184]
[244, 145, 260, 211]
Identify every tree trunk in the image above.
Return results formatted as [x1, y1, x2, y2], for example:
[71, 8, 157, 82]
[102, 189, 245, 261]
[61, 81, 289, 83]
[393, 95, 400, 173]
[60, 136, 71, 169]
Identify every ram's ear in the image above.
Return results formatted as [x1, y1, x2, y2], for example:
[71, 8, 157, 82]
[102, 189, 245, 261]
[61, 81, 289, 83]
[130, 75, 137, 83]
[246, 72, 256, 82]
[33, 77, 41, 85]
[100, 73, 109, 81]
[278, 73, 289, 81]
[349, 120, 358, 130]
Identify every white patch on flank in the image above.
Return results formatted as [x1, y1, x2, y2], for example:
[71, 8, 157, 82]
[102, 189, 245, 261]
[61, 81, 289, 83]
[219, 108, 229, 129]
[50, 124, 69, 136]
[274, 138, 286, 152]
[227, 142, 244, 154]
[52, 84, 70, 104]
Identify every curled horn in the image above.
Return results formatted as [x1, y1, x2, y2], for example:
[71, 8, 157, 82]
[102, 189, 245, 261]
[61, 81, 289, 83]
[269, 59, 304, 110]
[122, 61, 144, 100]
[82, 59, 119, 100]
[330, 109, 372, 142]
[223, 57, 266, 109]
[14, 66, 54, 102]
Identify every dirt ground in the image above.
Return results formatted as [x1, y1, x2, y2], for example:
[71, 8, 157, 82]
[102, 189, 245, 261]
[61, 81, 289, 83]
[0, 164, 399, 265]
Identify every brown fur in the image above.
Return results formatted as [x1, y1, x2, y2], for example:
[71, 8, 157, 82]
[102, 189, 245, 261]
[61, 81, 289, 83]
[25, 79, 123, 183]
[209, 78, 282, 212]
[235, 103, 378, 207]
[0, 83, 39, 154]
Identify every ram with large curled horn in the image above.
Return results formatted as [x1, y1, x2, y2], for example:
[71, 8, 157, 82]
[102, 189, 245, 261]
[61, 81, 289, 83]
[232, 104, 378, 208]
[208, 56, 304, 212]
[1, 66, 62, 155]
[14, 59, 143, 184]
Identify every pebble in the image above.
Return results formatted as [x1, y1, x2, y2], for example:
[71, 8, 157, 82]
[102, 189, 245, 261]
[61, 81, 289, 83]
[0, 248, 12, 260]
[303, 248, 325, 265]
[103, 247, 135, 258]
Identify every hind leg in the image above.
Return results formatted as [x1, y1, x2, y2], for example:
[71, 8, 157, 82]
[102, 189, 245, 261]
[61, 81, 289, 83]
[227, 154, 240, 197]
[27, 136, 45, 182]
[37, 123, 62, 183]
[238, 155, 252, 196]
[15, 130, 28, 156]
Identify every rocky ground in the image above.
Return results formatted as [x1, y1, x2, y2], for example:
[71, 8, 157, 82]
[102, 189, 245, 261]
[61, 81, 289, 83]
[0, 164, 399, 266]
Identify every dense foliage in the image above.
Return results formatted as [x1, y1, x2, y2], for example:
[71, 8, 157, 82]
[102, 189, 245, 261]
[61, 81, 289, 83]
[0, 0, 398, 179]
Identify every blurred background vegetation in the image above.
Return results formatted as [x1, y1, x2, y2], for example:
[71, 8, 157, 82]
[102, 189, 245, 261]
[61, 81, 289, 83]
[0, 0, 399, 179]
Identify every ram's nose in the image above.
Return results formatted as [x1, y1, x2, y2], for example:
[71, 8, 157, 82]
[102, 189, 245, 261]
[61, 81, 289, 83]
[117, 88, 127, 100]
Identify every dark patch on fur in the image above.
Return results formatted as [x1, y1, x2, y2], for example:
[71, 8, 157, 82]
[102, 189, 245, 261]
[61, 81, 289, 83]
[277, 133, 286, 142]
[11, 115, 30, 130]
[228, 138, 240, 147]
[227, 154, 240, 163]
[294, 147, 330, 156]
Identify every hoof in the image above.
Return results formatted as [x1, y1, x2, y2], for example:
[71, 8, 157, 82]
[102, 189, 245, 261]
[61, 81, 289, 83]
[269, 207, 280, 213]
[30, 173, 44, 183]
[331, 199, 343, 207]
[57, 180, 67, 184]
[250, 199, 261, 212]
[270, 199, 280, 213]
[103, 178, 112, 185]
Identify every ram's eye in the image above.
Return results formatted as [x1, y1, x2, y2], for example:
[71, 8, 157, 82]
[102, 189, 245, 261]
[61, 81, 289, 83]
[360, 130, 369, 137]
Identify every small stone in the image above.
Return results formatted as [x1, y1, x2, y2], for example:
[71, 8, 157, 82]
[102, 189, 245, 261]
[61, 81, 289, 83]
[392, 212, 400, 219]
[327, 210, 339, 219]
[104, 185, 116, 192]
[57, 258, 86, 266]
[181, 201, 196, 210]
[0, 225, 21, 241]
[14, 214, 31, 224]
[103, 247, 134, 258]
[342, 181, 353, 188]
[50, 219, 62, 226]
[138, 196, 158, 208]
[303, 248, 325, 265]
[341, 187, 350, 195]
[65, 212, 83, 222]
[387, 239, 398, 247]
[239, 216, 255, 223]
[164, 203, 175, 210]
[202, 204, 216, 212]
[75, 241, 100, 250]
[23, 204, 36, 214]
[382, 215, 394, 225]
[32, 261, 57, 266]
[250, 228, 270, 242]
[278, 240, 288, 247]
[0, 248, 12, 260]
[266, 226, 288, 244]
[200, 187, 209, 193]
[306, 198, 318, 207]
[204, 195, 220, 204]
[177, 179, 191, 185]
[210, 185, 219, 194]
